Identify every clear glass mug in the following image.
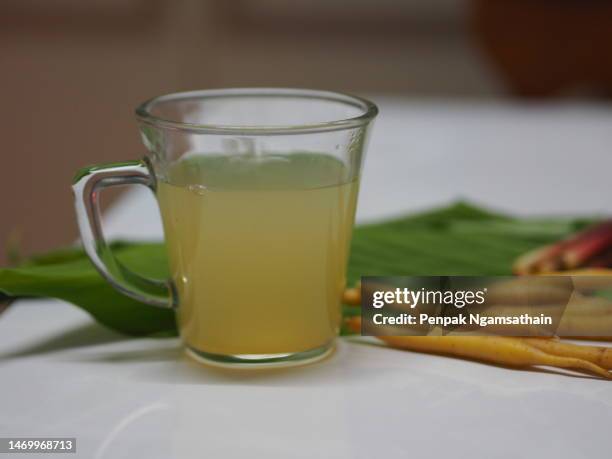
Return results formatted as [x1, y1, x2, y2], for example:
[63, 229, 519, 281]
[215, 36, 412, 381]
[72, 88, 378, 367]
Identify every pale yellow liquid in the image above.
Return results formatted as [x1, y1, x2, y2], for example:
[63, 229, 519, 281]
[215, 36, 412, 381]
[157, 153, 358, 357]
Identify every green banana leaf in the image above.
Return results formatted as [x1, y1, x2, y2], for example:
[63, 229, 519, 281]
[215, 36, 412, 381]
[0, 202, 590, 336]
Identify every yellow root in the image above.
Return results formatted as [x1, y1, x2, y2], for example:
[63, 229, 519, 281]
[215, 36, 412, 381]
[521, 337, 612, 370]
[345, 317, 611, 379]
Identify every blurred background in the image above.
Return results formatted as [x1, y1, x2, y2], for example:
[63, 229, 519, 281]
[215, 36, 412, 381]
[2, 0, 612, 265]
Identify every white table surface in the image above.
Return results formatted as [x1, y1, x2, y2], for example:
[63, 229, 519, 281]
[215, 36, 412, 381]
[2, 97, 612, 459]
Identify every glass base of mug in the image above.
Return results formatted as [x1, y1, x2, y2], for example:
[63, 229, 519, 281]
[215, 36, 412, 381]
[185, 341, 335, 369]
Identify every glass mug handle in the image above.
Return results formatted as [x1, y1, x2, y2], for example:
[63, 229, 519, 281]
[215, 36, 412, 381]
[72, 159, 175, 308]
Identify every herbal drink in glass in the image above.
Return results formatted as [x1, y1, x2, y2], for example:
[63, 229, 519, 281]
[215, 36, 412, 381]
[73, 89, 377, 367]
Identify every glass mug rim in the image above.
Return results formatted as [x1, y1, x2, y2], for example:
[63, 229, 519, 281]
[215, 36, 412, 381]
[135, 87, 379, 136]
